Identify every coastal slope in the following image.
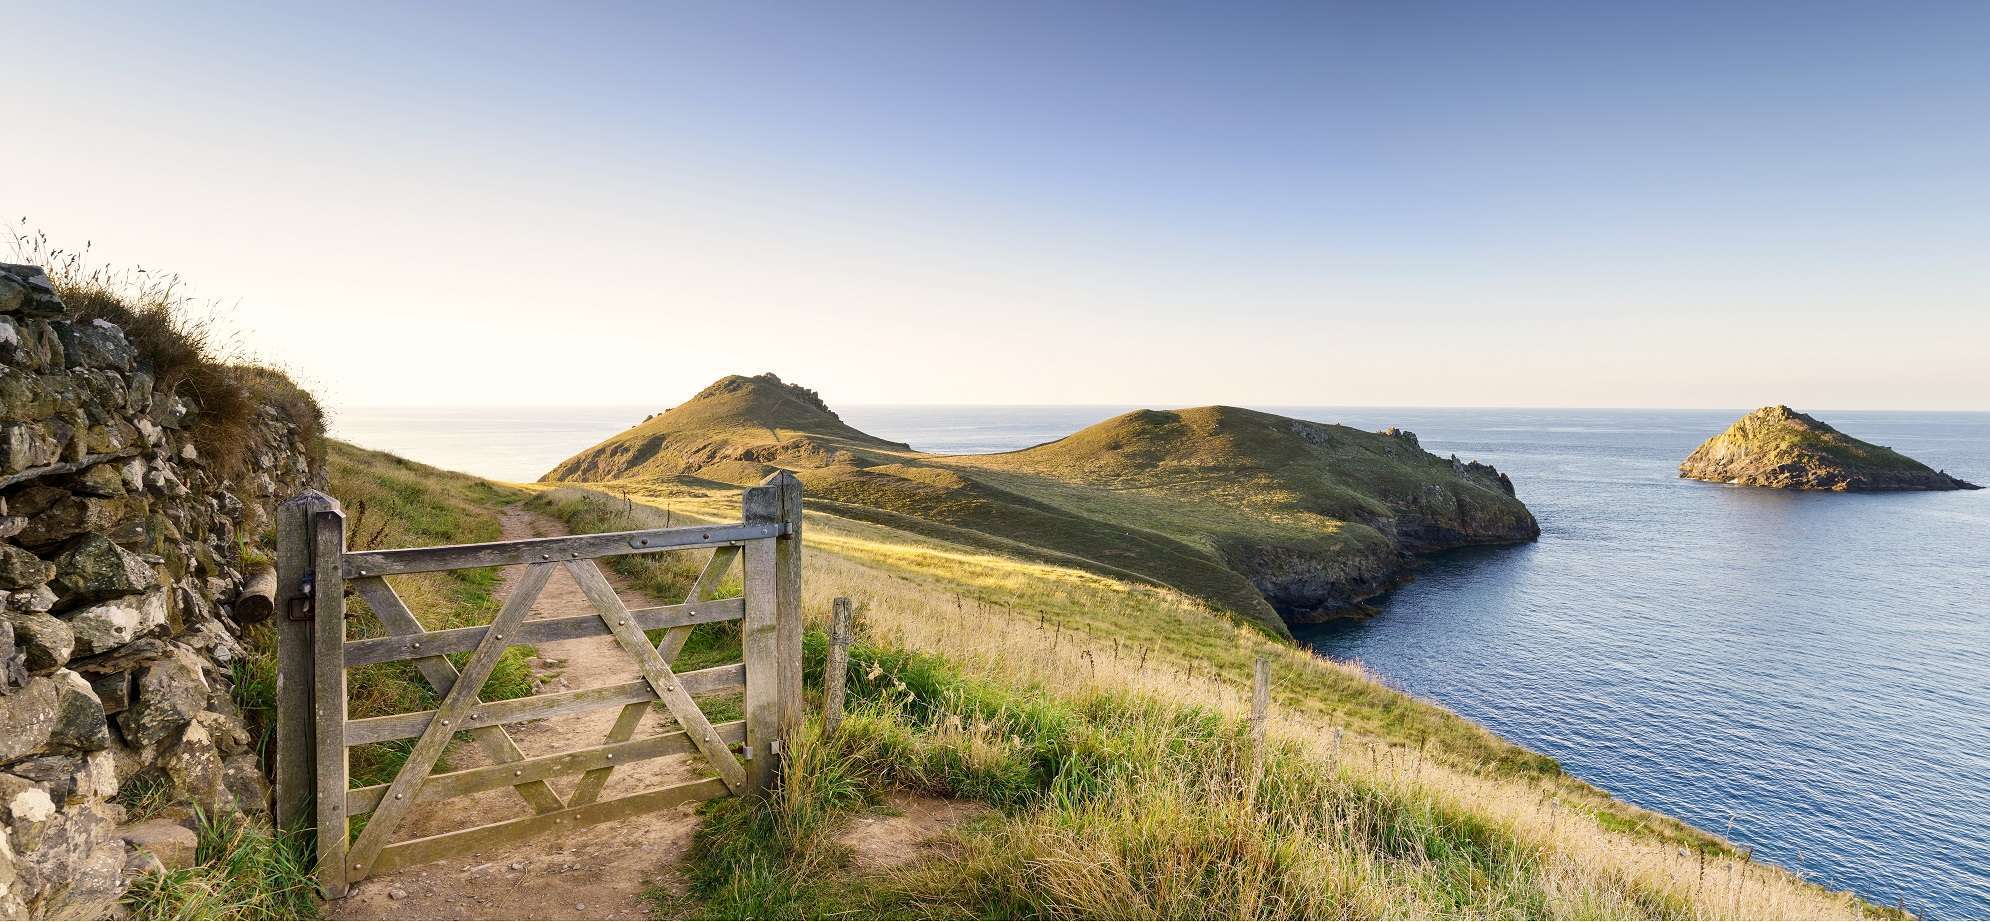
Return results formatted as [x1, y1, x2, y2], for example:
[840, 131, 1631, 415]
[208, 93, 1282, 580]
[1680, 405, 1980, 491]
[542, 374, 1539, 634]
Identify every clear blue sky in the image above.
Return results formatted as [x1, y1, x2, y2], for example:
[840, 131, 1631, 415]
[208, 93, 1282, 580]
[8, 1, 1988, 409]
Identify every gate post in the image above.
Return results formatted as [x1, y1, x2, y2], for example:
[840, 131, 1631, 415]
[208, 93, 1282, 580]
[771, 471, 804, 739]
[309, 499, 350, 898]
[273, 492, 328, 830]
[272, 490, 350, 898]
[741, 471, 804, 796]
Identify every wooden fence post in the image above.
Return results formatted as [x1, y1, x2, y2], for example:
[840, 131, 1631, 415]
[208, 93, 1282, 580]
[824, 597, 853, 736]
[1250, 654, 1270, 774]
[741, 471, 804, 796]
[772, 471, 804, 740]
[310, 499, 350, 898]
[274, 490, 350, 897]
[741, 480, 781, 795]
[273, 492, 324, 832]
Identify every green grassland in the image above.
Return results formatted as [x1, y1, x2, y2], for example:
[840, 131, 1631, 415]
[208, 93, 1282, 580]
[524, 483, 1882, 920]
[148, 418, 1881, 920]
[540, 374, 1539, 637]
[162, 440, 1879, 920]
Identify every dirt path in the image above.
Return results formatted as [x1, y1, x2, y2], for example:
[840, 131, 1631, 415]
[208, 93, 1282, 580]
[332, 506, 707, 920]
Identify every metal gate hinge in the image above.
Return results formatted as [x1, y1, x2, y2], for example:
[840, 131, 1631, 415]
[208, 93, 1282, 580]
[286, 570, 315, 621]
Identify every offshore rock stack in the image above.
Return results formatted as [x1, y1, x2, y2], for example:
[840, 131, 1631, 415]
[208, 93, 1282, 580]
[0, 263, 322, 918]
[1680, 405, 1980, 492]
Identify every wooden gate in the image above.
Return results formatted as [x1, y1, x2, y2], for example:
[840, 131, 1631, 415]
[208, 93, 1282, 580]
[269, 472, 804, 898]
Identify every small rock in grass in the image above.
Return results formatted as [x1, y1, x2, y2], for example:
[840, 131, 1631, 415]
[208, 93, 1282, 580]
[118, 817, 198, 870]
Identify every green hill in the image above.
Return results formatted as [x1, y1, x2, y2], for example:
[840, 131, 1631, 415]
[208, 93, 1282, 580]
[1680, 405, 1980, 491]
[544, 375, 1540, 636]
[543, 373, 911, 482]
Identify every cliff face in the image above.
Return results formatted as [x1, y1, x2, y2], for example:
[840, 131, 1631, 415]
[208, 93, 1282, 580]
[969, 410, 1541, 624]
[1680, 406, 1979, 492]
[1, 264, 322, 919]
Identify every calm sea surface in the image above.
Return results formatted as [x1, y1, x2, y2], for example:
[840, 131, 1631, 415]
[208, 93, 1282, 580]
[333, 405, 1990, 917]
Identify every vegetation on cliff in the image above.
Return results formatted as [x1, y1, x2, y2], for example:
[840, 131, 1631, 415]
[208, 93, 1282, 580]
[542, 375, 1539, 635]
[1680, 405, 1979, 491]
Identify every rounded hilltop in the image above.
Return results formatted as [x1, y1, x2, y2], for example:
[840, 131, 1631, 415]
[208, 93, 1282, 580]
[1680, 405, 1980, 491]
[540, 372, 911, 483]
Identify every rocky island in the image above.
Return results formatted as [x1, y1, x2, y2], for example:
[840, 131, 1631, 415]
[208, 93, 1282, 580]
[1680, 405, 1980, 491]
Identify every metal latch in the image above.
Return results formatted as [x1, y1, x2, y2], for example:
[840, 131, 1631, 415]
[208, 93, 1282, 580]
[286, 570, 315, 621]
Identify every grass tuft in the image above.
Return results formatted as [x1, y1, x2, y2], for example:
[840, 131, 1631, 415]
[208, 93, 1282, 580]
[120, 815, 319, 921]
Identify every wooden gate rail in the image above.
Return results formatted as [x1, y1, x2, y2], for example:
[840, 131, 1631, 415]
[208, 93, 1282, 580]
[273, 472, 804, 899]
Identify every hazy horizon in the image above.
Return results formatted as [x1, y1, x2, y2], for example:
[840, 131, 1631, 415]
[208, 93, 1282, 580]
[334, 399, 1990, 413]
[9, 2, 1989, 411]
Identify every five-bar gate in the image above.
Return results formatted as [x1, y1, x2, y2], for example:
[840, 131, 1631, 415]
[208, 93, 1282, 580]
[271, 472, 804, 898]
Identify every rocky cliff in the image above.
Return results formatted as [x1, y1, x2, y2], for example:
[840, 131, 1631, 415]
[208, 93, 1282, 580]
[1680, 406, 1980, 492]
[1, 264, 322, 918]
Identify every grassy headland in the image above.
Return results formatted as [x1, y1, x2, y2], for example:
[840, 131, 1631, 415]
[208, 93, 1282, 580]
[543, 374, 1540, 636]
[531, 376, 1883, 916]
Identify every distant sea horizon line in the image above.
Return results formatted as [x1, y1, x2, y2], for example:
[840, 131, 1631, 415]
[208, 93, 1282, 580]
[331, 402, 1990, 414]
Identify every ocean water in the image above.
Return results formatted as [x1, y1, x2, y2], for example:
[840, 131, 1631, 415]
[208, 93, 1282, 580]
[332, 405, 1990, 917]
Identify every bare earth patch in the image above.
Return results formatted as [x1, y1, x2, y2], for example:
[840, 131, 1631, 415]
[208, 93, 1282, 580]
[837, 792, 991, 872]
[332, 507, 711, 921]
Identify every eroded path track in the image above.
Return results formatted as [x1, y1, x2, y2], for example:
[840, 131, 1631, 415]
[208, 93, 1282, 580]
[332, 506, 705, 920]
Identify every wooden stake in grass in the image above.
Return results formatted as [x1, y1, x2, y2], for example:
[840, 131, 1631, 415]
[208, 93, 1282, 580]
[1250, 654, 1270, 775]
[824, 597, 853, 736]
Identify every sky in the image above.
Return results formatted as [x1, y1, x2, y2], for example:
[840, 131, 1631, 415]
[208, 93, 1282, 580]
[6, 1, 1989, 411]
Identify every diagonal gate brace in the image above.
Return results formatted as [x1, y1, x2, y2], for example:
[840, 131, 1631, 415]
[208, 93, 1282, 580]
[343, 562, 555, 882]
[569, 545, 740, 806]
[564, 558, 747, 792]
[349, 576, 566, 815]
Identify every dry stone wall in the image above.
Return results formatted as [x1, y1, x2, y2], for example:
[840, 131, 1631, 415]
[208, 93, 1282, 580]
[1, 263, 322, 919]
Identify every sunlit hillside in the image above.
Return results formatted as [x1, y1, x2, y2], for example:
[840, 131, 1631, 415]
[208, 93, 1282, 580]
[519, 472, 1885, 919]
[543, 374, 1539, 637]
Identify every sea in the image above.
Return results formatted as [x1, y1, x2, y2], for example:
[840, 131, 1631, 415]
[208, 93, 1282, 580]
[332, 404, 1990, 918]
